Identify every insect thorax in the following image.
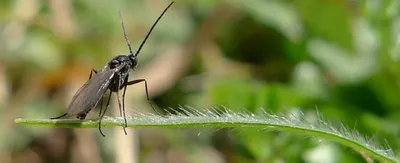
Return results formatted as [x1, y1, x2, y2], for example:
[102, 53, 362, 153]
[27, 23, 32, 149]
[104, 55, 133, 92]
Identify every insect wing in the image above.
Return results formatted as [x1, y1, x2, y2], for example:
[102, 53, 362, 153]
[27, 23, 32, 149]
[67, 64, 125, 116]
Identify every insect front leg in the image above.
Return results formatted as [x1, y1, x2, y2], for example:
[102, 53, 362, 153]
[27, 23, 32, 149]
[125, 79, 159, 114]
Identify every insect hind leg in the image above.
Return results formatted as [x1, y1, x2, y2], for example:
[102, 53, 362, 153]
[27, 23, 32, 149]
[99, 93, 105, 117]
[50, 113, 68, 119]
[89, 69, 98, 80]
[98, 90, 112, 137]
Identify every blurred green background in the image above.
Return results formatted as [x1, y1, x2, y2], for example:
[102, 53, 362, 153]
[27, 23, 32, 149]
[1, 0, 400, 162]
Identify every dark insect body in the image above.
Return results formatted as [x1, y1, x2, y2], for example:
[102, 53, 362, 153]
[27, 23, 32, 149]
[51, 1, 174, 137]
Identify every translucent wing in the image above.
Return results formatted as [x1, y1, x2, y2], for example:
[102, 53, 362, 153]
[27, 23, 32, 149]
[67, 64, 125, 116]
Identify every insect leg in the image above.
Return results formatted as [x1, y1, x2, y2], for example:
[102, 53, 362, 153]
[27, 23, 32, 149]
[89, 69, 98, 80]
[99, 94, 104, 117]
[122, 80, 128, 129]
[126, 79, 160, 114]
[99, 90, 112, 137]
[50, 113, 68, 119]
[116, 81, 128, 135]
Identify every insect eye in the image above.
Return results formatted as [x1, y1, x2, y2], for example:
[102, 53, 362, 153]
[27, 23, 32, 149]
[130, 56, 138, 67]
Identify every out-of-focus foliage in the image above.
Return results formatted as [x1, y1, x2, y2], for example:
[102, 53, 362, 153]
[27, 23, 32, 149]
[1, 0, 400, 163]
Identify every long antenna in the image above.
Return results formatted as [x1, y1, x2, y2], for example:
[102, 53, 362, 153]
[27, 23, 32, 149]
[119, 1, 174, 57]
[119, 10, 134, 56]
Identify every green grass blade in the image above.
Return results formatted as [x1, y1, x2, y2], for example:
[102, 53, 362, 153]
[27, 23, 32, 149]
[15, 108, 399, 163]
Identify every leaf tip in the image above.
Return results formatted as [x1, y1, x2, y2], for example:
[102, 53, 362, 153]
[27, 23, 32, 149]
[14, 118, 23, 124]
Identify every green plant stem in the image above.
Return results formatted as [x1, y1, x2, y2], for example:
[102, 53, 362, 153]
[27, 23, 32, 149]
[15, 110, 398, 163]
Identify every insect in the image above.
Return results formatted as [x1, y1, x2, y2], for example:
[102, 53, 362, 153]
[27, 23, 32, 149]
[51, 1, 174, 137]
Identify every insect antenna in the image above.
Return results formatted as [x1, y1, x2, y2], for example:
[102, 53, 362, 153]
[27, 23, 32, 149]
[118, 1, 174, 57]
[118, 10, 134, 56]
